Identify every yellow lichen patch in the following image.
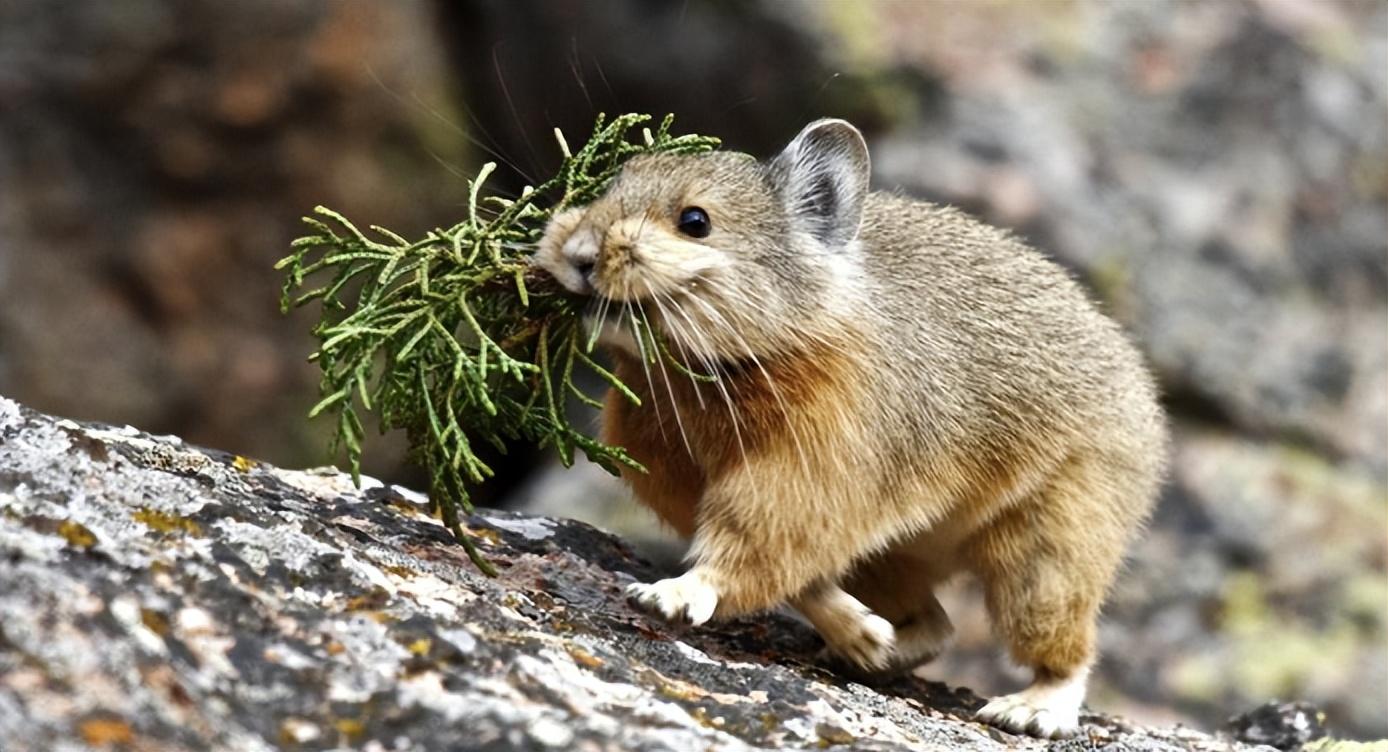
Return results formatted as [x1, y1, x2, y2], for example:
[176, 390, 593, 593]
[132, 508, 202, 536]
[653, 675, 708, 702]
[140, 609, 171, 637]
[344, 587, 390, 612]
[385, 497, 425, 516]
[632, 665, 731, 705]
[58, 520, 97, 549]
[333, 718, 365, 742]
[462, 525, 502, 546]
[78, 717, 135, 746]
[547, 619, 576, 634]
[407, 638, 432, 656]
[688, 706, 727, 730]
[816, 723, 856, 747]
[232, 455, 257, 473]
[567, 646, 604, 669]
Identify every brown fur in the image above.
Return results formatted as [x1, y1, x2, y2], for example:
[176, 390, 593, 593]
[534, 119, 1169, 738]
[603, 335, 879, 614]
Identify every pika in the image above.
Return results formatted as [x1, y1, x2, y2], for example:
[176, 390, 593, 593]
[534, 119, 1167, 739]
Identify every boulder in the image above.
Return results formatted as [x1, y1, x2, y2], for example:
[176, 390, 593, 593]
[0, 395, 1330, 751]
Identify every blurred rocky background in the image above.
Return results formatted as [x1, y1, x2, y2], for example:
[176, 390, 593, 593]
[1, 0, 1384, 741]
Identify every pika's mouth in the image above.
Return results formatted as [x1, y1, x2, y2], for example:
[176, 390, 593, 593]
[580, 296, 677, 356]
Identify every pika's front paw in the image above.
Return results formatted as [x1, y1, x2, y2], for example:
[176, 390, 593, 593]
[625, 571, 719, 626]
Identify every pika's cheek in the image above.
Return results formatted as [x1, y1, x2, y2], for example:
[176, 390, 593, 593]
[533, 239, 566, 281]
[536, 209, 584, 255]
[638, 236, 731, 283]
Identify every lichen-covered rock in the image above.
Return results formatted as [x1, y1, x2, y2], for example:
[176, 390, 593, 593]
[0, 395, 1337, 751]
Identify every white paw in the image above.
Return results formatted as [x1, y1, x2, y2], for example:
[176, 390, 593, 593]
[975, 670, 1088, 739]
[827, 612, 896, 672]
[625, 572, 719, 626]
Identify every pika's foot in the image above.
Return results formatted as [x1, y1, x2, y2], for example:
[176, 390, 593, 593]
[793, 584, 897, 673]
[625, 571, 719, 626]
[974, 668, 1089, 739]
[822, 606, 952, 678]
[825, 610, 896, 673]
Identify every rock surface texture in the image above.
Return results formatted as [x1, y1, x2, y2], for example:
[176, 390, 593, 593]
[0, 395, 1325, 752]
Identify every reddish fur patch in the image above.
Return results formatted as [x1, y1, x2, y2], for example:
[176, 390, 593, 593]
[602, 382, 704, 538]
[602, 337, 866, 536]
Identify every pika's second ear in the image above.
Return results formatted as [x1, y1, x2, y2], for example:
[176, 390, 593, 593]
[769, 119, 870, 249]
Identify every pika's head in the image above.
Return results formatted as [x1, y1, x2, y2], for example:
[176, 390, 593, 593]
[534, 119, 870, 362]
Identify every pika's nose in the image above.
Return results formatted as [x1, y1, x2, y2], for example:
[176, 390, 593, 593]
[564, 258, 597, 296]
[575, 259, 595, 283]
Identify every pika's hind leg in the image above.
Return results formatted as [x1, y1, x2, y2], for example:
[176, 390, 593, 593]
[791, 581, 896, 672]
[965, 456, 1139, 739]
[842, 552, 955, 675]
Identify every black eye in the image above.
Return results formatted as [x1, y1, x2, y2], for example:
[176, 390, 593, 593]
[677, 206, 711, 238]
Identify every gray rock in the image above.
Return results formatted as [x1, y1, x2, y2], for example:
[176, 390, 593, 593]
[1226, 701, 1327, 750]
[0, 394, 1306, 751]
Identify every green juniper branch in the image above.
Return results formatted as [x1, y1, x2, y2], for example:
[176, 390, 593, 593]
[277, 113, 719, 574]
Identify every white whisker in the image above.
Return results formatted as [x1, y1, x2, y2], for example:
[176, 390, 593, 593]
[679, 287, 814, 476]
[647, 292, 708, 409]
[637, 283, 696, 459]
[656, 289, 749, 466]
[625, 298, 668, 445]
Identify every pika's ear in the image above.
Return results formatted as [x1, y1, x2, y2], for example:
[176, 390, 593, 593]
[769, 118, 870, 248]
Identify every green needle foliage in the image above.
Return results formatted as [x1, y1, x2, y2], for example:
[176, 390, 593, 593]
[277, 113, 720, 574]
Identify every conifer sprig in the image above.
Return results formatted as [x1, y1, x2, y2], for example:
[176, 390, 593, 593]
[277, 114, 720, 574]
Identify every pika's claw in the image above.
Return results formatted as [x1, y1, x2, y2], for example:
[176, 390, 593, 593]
[974, 669, 1089, 739]
[625, 572, 719, 627]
